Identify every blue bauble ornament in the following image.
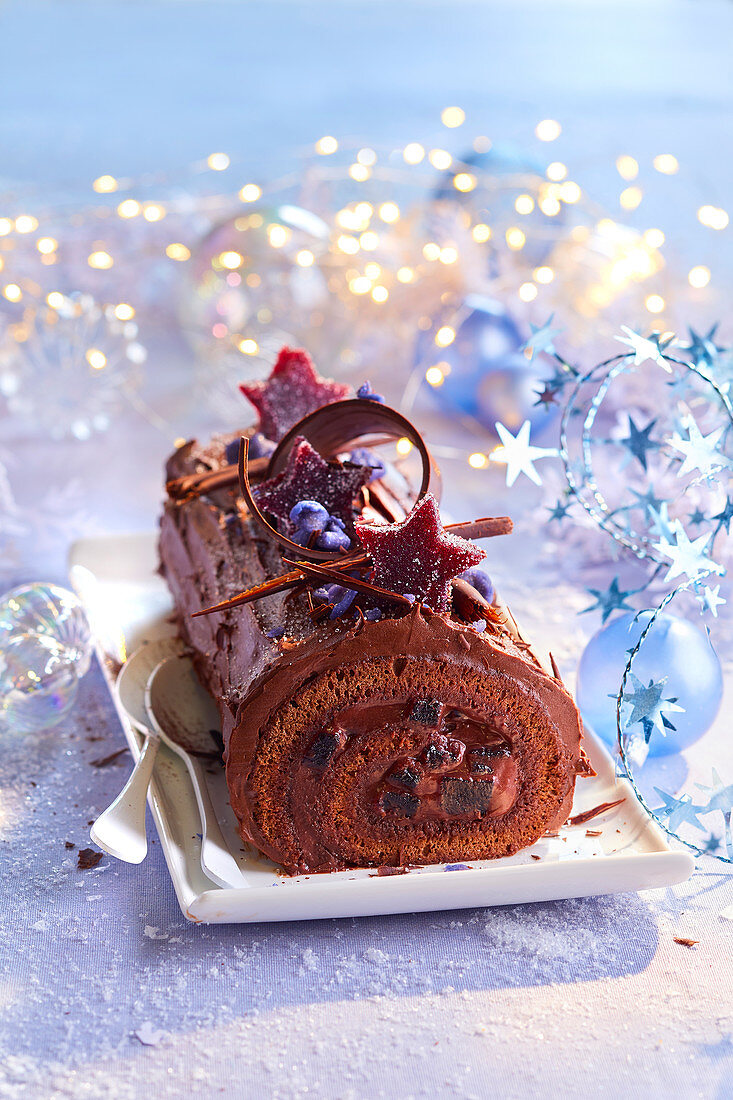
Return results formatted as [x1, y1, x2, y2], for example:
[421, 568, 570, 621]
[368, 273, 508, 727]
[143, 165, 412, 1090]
[576, 611, 723, 757]
[417, 297, 558, 440]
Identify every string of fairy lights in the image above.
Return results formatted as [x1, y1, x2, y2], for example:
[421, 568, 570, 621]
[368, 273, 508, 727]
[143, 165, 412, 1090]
[0, 106, 730, 464]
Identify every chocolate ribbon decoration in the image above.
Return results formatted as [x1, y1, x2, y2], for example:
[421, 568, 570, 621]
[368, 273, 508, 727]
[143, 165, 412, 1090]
[267, 398, 441, 503]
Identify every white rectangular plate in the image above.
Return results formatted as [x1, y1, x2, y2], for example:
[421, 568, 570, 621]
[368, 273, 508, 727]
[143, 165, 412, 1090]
[69, 533, 694, 924]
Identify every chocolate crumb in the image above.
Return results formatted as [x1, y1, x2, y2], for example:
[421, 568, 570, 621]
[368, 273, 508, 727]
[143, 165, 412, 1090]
[673, 937, 699, 948]
[569, 798, 625, 827]
[377, 866, 409, 876]
[530, 854, 541, 860]
[77, 848, 103, 870]
[64, 841, 75, 850]
[585, 829, 602, 837]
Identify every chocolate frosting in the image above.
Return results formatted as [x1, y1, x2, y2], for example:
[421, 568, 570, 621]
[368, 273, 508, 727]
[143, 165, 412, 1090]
[160, 421, 584, 873]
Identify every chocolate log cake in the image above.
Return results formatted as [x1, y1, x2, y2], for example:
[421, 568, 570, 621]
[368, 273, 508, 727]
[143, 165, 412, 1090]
[159, 348, 586, 874]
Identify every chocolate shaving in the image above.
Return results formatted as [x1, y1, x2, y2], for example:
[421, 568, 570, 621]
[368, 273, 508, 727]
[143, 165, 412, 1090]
[77, 848, 104, 870]
[282, 557, 414, 607]
[167, 456, 269, 501]
[568, 798, 625, 827]
[585, 829, 602, 837]
[192, 554, 369, 618]
[445, 517, 513, 540]
[90, 747, 129, 768]
[451, 578, 504, 626]
[267, 398, 439, 502]
[673, 937, 699, 948]
[549, 653, 562, 681]
[575, 749, 597, 778]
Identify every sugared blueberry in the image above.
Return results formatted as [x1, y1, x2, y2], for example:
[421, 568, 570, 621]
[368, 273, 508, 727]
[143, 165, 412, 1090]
[357, 381, 384, 403]
[350, 447, 386, 482]
[315, 527, 351, 552]
[460, 567, 495, 605]
[290, 500, 329, 532]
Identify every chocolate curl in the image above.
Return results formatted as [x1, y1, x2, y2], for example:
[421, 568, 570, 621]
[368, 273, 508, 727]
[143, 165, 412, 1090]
[451, 578, 505, 627]
[282, 557, 415, 608]
[446, 516, 513, 540]
[167, 455, 270, 501]
[191, 553, 370, 618]
[268, 398, 441, 505]
[237, 436, 362, 562]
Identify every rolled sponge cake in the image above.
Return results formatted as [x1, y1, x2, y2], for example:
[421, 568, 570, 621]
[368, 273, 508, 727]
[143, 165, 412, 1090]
[160, 434, 585, 874]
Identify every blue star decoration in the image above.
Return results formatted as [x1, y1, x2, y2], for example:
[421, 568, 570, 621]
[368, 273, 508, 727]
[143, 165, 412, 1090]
[695, 770, 733, 859]
[667, 418, 731, 479]
[653, 789, 707, 833]
[524, 315, 562, 361]
[684, 324, 723, 370]
[695, 583, 726, 617]
[622, 673, 685, 742]
[653, 523, 722, 582]
[648, 502, 676, 542]
[547, 498, 571, 522]
[619, 415, 660, 471]
[614, 327, 676, 369]
[712, 495, 733, 536]
[490, 420, 558, 487]
[688, 507, 708, 526]
[582, 577, 635, 623]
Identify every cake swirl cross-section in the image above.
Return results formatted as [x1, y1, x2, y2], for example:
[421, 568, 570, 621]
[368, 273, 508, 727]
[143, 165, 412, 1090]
[160, 347, 587, 874]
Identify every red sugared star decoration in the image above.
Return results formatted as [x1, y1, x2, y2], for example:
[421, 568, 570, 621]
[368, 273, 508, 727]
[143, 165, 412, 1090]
[254, 437, 372, 531]
[240, 347, 351, 442]
[356, 493, 485, 611]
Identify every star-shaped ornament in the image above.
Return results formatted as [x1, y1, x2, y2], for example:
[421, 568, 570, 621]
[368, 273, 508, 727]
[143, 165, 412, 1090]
[524, 315, 562, 361]
[654, 523, 721, 582]
[253, 437, 371, 532]
[582, 577, 635, 624]
[653, 789, 707, 833]
[712, 495, 733, 536]
[688, 507, 708, 526]
[622, 673, 685, 740]
[695, 583, 726, 617]
[240, 347, 351, 441]
[667, 418, 731, 479]
[547, 499, 571, 522]
[490, 420, 558, 487]
[534, 384, 559, 409]
[619, 414, 660, 471]
[685, 324, 723, 370]
[648, 502, 676, 542]
[355, 493, 485, 612]
[614, 327, 676, 370]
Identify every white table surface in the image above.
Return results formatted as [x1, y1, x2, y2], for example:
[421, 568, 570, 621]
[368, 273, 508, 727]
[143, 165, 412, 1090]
[0, 3, 731, 1098]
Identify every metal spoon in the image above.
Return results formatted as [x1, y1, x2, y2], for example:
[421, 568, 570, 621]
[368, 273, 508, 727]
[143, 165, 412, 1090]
[146, 656, 249, 889]
[90, 637, 182, 863]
